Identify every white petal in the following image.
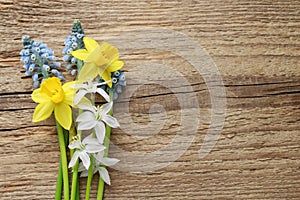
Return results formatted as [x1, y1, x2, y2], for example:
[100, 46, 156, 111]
[94, 150, 107, 164]
[86, 79, 95, 92]
[80, 151, 91, 170]
[68, 141, 81, 149]
[83, 135, 104, 148]
[94, 151, 105, 162]
[69, 150, 80, 168]
[102, 115, 120, 128]
[94, 122, 106, 143]
[96, 88, 110, 102]
[72, 83, 88, 89]
[78, 162, 86, 172]
[80, 170, 89, 177]
[76, 111, 94, 122]
[102, 102, 113, 115]
[101, 157, 119, 166]
[82, 134, 98, 145]
[85, 143, 105, 153]
[96, 81, 108, 86]
[74, 90, 87, 105]
[77, 120, 98, 130]
[99, 167, 111, 185]
[76, 97, 92, 107]
[88, 82, 98, 93]
[78, 104, 96, 113]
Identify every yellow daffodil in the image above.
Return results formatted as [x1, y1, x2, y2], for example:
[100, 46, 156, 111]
[31, 77, 76, 130]
[71, 37, 124, 87]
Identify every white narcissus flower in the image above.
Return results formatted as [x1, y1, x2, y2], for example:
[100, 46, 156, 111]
[94, 151, 119, 185]
[72, 79, 111, 105]
[76, 102, 120, 143]
[68, 134, 105, 170]
[78, 151, 119, 185]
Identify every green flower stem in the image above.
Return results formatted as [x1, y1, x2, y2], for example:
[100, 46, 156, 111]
[70, 51, 84, 200]
[70, 123, 79, 200]
[77, 60, 84, 74]
[55, 159, 63, 200]
[85, 155, 94, 200]
[69, 122, 77, 157]
[85, 92, 96, 199]
[70, 138, 81, 200]
[36, 55, 49, 78]
[71, 159, 79, 200]
[97, 89, 113, 200]
[56, 121, 70, 200]
[76, 179, 80, 200]
[97, 123, 112, 200]
[55, 129, 68, 200]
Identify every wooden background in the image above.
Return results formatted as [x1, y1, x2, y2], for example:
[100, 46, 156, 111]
[1, 0, 300, 199]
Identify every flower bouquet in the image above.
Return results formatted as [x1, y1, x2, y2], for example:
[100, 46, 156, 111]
[20, 19, 126, 200]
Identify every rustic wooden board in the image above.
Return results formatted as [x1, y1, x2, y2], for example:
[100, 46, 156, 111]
[1, 0, 300, 199]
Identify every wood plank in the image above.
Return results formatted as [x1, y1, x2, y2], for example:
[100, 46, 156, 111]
[0, 0, 300, 199]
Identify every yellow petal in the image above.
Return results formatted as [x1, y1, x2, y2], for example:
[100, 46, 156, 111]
[62, 80, 77, 94]
[83, 37, 99, 52]
[32, 101, 54, 122]
[71, 49, 89, 61]
[107, 60, 124, 73]
[54, 103, 72, 130]
[63, 81, 82, 106]
[62, 80, 77, 91]
[62, 82, 76, 107]
[100, 42, 119, 61]
[32, 88, 48, 103]
[78, 63, 100, 82]
[100, 70, 112, 88]
[85, 45, 108, 66]
[73, 96, 92, 108]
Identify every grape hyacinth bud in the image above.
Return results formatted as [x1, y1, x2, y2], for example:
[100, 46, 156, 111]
[20, 35, 64, 88]
[62, 19, 85, 76]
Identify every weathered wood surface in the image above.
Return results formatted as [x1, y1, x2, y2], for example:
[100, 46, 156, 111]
[1, 0, 300, 199]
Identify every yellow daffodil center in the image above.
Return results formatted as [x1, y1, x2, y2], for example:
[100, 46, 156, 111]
[40, 77, 65, 104]
[84, 42, 118, 71]
[87, 46, 109, 66]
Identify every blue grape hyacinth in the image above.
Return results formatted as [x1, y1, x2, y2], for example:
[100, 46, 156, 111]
[20, 35, 64, 88]
[63, 19, 85, 76]
[99, 70, 126, 100]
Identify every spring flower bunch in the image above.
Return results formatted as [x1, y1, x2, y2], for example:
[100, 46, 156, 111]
[20, 20, 125, 200]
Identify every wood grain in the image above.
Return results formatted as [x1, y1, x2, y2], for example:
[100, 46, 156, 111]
[1, 0, 300, 199]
